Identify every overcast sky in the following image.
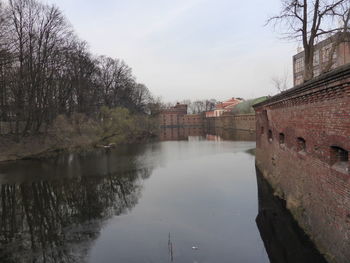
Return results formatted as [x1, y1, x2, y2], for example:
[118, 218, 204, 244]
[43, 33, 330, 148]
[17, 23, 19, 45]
[46, 0, 299, 102]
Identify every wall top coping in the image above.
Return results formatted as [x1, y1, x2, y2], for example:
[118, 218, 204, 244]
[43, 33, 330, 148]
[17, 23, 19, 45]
[205, 113, 255, 119]
[253, 63, 350, 109]
[221, 112, 256, 116]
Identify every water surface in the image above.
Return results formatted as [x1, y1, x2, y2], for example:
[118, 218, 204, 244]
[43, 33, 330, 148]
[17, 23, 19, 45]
[0, 130, 327, 263]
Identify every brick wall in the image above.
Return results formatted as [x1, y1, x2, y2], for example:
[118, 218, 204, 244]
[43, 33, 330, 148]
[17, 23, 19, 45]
[254, 64, 350, 263]
[183, 114, 205, 126]
[159, 114, 204, 127]
[206, 113, 256, 131]
[159, 112, 185, 127]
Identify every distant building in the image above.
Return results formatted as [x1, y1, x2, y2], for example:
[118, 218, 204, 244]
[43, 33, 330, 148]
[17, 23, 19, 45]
[205, 97, 242, 118]
[159, 102, 207, 128]
[293, 33, 350, 86]
[159, 103, 187, 127]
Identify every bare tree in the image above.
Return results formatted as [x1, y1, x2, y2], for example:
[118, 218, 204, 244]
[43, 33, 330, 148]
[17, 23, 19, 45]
[131, 83, 152, 112]
[179, 99, 216, 114]
[268, 0, 350, 82]
[271, 70, 290, 92]
[0, 0, 155, 138]
[322, 2, 350, 72]
[204, 99, 216, 111]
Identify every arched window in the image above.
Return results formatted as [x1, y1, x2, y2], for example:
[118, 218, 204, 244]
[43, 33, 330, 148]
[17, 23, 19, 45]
[297, 137, 306, 152]
[330, 146, 349, 172]
[268, 130, 273, 142]
[279, 133, 285, 145]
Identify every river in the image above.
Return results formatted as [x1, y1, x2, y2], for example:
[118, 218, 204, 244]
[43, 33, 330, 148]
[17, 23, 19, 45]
[0, 129, 327, 263]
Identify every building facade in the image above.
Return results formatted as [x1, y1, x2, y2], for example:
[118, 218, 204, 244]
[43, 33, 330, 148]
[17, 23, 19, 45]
[205, 97, 242, 118]
[293, 33, 350, 86]
[159, 103, 188, 127]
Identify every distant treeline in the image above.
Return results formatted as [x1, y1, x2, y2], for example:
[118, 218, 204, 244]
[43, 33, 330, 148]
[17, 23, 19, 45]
[175, 97, 268, 115]
[177, 99, 217, 114]
[0, 0, 159, 137]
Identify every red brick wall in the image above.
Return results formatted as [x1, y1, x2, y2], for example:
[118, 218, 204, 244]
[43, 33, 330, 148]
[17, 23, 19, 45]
[159, 113, 204, 127]
[254, 64, 350, 263]
[183, 114, 205, 126]
[159, 112, 184, 127]
[206, 113, 256, 131]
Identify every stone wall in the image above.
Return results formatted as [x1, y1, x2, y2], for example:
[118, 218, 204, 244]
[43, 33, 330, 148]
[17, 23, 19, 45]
[254, 64, 350, 263]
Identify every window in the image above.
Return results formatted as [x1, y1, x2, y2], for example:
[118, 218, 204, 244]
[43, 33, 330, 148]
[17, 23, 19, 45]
[313, 67, 320, 77]
[322, 44, 336, 62]
[279, 133, 285, 145]
[295, 57, 304, 73]
[261, 127, 264, 134]
[295, 75, 303, 85]
[268, 130, 273, 142]
[297, 137, 306, 152]
[313, 50, 320, 65]
[330, 146, 349, 172]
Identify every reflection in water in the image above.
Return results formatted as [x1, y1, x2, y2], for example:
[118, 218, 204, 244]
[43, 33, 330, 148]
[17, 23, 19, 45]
[160, 127, 256, 141]
[255, 167, 328, 263]
[208, 127, 256, 141]
[0, 131, 327, 263]
[159, 127, 205, 141]
[0, 146, 156, 263]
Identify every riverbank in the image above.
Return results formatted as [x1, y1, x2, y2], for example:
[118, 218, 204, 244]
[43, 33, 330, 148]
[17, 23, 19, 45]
[0, 131, 157, 163]
[0, 108, 159, 162]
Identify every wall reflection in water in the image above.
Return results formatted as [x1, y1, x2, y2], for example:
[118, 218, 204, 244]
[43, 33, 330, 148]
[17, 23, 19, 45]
[160, 127, 256, 141]
[0, 145, 156, 263]
[159, 127, 205, 141]
[255, 168, 328, 263]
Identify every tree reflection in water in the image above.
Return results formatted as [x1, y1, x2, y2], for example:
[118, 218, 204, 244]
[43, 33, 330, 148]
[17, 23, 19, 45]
[0, 145, 155, 263]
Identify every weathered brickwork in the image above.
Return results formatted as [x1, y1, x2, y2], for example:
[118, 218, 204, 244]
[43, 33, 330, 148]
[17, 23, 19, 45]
[159, 103, 188, 127]
[254, 64, 350, 263]
[183, 114, 205, 126]
[206, 113, 256, 131]
[159, 103, 256, 131]
[159, 113, 205, 127]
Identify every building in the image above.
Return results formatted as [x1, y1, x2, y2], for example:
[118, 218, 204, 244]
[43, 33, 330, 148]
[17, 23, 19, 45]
[159, 103, 187, 127]
[293, 33, 350, 86]
[182, 114, 205, 126]
[205, 97, 242, 118]
[254, 64, 350, 263]
[159, 103, 205, 128]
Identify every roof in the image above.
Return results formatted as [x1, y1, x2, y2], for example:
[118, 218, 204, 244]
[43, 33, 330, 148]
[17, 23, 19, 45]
[216, 98, 242, 109]
[253, 63, 350, 109]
